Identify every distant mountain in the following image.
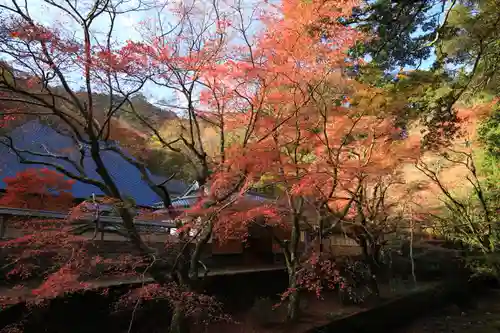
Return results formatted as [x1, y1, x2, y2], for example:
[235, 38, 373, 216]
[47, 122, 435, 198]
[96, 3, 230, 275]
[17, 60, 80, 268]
[87, 92, 177, 133]
[0, 62, 177, 135]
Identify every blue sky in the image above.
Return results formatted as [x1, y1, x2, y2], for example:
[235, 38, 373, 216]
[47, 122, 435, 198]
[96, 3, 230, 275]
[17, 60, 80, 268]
[7, 0, 264, 113]
[2, 0, 443, 108]
[23, 0, 170, 102]
[0, 0, 177, 105]
[395, 0, 447, 73]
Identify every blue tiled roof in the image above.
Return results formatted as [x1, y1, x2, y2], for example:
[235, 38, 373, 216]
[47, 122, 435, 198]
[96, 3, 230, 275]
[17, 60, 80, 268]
[171, 196, 200, 208]
[153, 189, 271, 209]
[0, 121, 189, 206]
[245, 192, 271, 203]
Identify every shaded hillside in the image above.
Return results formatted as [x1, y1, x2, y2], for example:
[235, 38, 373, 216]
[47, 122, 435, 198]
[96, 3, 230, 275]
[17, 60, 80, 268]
[389, 113, 493, 218]
[0, 62, 176, 135]
[85, 92, 177, 133]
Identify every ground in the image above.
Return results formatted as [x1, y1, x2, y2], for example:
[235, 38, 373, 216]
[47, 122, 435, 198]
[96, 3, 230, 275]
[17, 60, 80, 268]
[398, 289, 500, 333]
[193, 280, 432, 333]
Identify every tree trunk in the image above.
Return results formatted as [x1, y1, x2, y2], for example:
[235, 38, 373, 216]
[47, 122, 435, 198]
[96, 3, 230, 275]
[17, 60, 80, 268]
[369, 245, 382, 297]
[118, 206, 155, 256]
[409, 220, 417, 287]
[170, 303, 189, 333]
[286, 267, 300, 322]
[189, 221, 213, 284]
[285, 214, 302, 323]
[361, 241, 381, 298]
[367, 265, 380, 298]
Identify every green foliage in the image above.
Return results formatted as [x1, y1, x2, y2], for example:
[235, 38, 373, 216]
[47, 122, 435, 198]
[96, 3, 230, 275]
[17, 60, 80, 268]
[0, 63, 16, 86]
[92, 93, 177, 133]
[435, 184, 499, 276]
[477, 106, 500, 158]
[431, 151, 500, 278]
[144, 148, 198, 182]
[475, 150, 500, 201]
[435, 1, 500, 96]
[475, 108, 500, 210]
[347, 0, 438, 71]
[359, 66, 463, 148]
[347, 0, 500, 151]
[436, 189, 497, 244]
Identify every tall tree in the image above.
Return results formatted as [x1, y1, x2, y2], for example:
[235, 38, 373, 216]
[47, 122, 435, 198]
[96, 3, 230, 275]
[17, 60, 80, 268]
[179, 0, 422, 321]
[348, 0, 440, 72]
[0, 1, 271, 332]
[347, 0, 500, 149]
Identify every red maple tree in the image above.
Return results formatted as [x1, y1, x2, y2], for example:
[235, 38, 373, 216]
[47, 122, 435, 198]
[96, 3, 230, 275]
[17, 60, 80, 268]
[176, 0, 424, 320]
[169, 0, 370, 321]
[0, 1, 237, 332]
[0, 0, 423, 331]
[0, 168, 75, 211]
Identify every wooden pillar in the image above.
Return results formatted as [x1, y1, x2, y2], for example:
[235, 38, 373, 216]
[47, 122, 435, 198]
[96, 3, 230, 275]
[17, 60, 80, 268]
[97, 218, 104, 240]
[0, 215, 7, 239]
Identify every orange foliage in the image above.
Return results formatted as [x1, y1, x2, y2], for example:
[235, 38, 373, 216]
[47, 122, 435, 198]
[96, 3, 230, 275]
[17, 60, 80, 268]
[107, 120, 152, 156]
[455, 98, 500, 139]
[162, 0, 423, 271]
[0, 168, 75, 211]
[0, 0, 412, 320]
[162, 0, 398, 232]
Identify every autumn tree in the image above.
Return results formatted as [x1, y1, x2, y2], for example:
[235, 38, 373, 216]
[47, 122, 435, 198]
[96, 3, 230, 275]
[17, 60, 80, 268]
[184, 0, 423, 320]
[170, 0, 415, 322]
[0, 168, 80, 304]
[101, 0, 308, 329]
[0, 168, 75, 211]
[296, 98, 419, 295]
[0, 0, 432, 330]
[334, 174, 410, 296]
[0, 1, 259, 332]
[413, 101, 500, 279]
[0, 2, 181, 295]
[0, 0, 354, 331]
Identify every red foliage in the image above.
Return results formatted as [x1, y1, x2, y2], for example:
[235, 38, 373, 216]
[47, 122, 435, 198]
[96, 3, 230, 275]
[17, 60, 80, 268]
[116, 282, 230, 325]
[214, 204, 285, 242]
[0, 214, 156, 309]
[0, 168, 75, 211]
[0, 217, 89, 306]
[144, 0, 422, 315]
[294, 252, 343, 298]
[7, 21, 80, 54]
[0, 0, 423, 327]
[0, 115, 16, 127]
